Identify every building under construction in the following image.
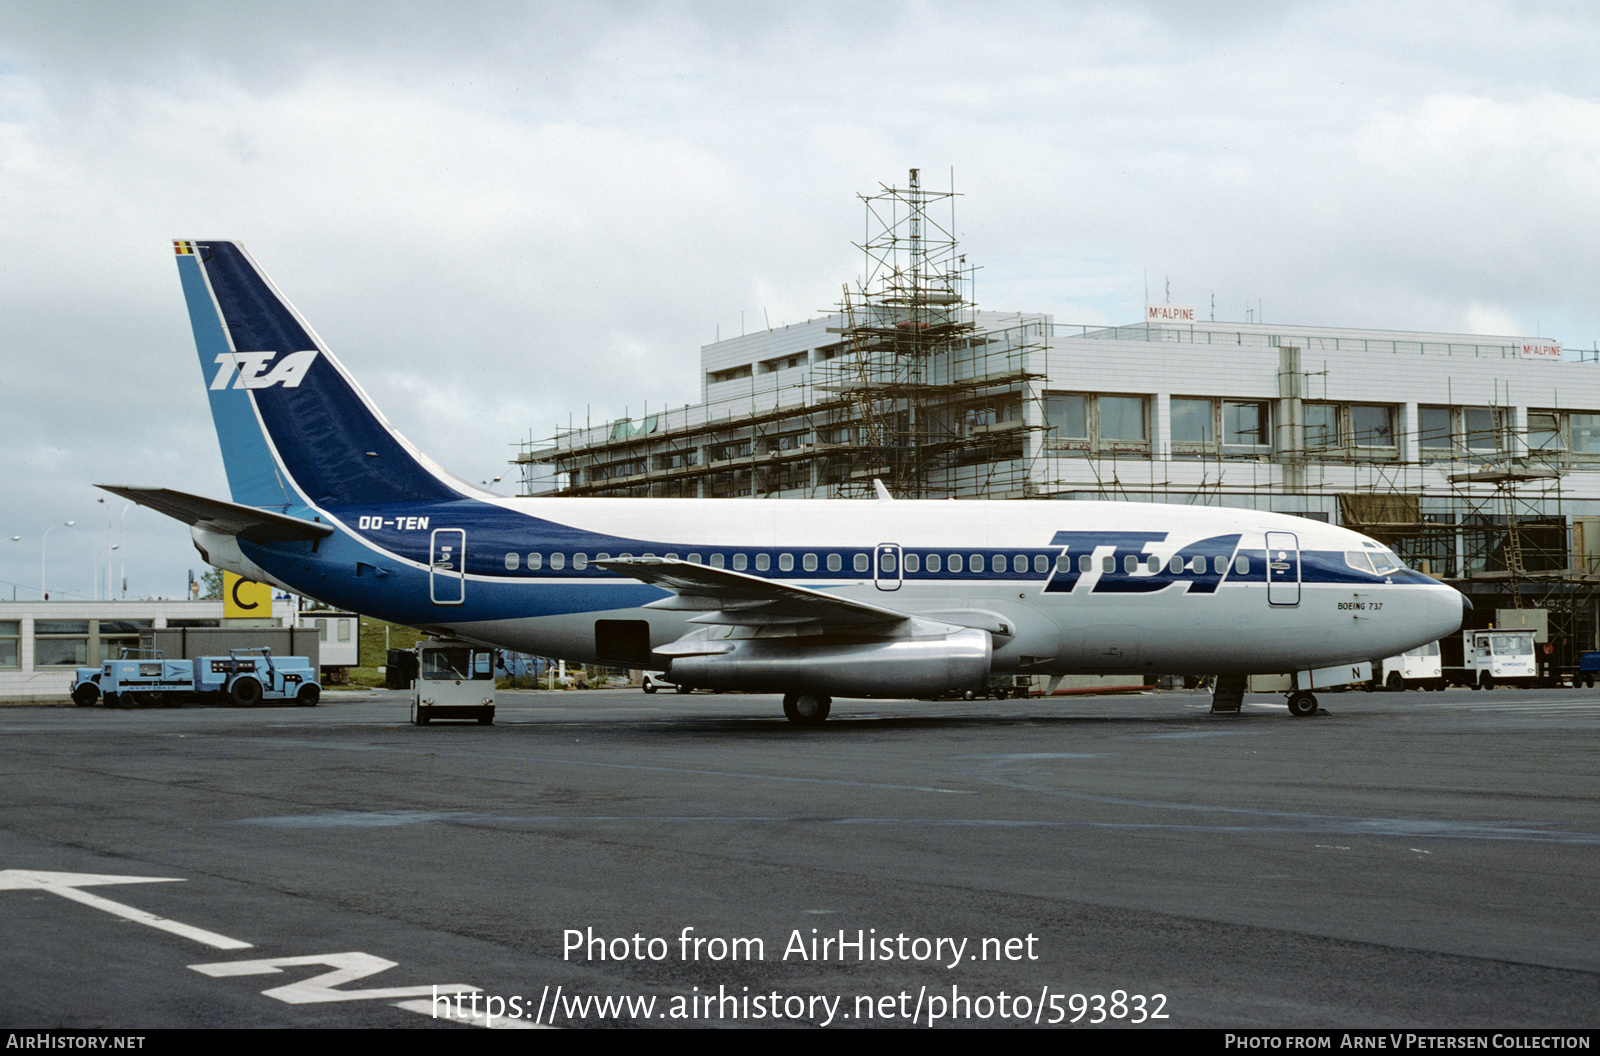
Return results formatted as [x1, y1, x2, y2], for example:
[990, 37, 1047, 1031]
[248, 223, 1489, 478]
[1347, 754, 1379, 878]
[517, 170, 1600, 663]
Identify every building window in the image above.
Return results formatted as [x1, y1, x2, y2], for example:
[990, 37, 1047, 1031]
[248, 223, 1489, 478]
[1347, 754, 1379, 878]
[1350, 405, 1395, 448]
[1043, 393, 1149, 455]
[1526, 411, 1561, 452]
[34, 620, 89, 667]
[1304, 403, 1338, 449]
[99, 620, 151, 662]
[707, 364, 753, 385]
[1223, 401, 1269, 446]
[1170, 398, 1213, 444]
[1415, 406, 1505, 458]
[1100, 397, 1147, 442]
[1302, 403, 1398, 456]
[1043, 393, 1088, 439]
[0, 621, 18, 668]
[1463, 408, 1501, 453]
[1419, 406, 1452, 451]
[1171, 398, 1270, 456]
[1572, 413, 1600, 453]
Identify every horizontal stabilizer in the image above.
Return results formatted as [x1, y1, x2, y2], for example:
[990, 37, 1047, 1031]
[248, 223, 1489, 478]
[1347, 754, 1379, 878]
[97, 485, 335, 543]
[598, 556, 908, 628]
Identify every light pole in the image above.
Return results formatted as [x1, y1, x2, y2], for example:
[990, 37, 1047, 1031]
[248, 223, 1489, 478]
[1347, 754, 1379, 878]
[116, 503, 132, 599]
[40, 521, 75, 600]
[94, 545, 119, 600]
[7, 536, 18, 602]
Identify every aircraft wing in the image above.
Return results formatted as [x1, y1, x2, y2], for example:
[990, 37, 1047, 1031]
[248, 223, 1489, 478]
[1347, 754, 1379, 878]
[596, 556, 909, 628]
[97, 485, 336, 543]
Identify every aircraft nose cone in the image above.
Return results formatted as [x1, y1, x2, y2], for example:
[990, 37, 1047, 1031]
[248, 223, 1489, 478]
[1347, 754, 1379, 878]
[1430, 583, 1469, 639]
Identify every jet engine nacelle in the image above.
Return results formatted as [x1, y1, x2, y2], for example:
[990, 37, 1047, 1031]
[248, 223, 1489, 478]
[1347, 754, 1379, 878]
[664, 626, 992, 698]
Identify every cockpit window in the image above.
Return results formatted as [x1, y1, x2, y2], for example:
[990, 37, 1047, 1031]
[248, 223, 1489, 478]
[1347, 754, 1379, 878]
[1347, 550, 1401, 575]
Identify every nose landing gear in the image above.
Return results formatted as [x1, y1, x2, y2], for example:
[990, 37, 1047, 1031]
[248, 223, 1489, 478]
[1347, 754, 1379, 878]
[1286, 691, 1319, 717]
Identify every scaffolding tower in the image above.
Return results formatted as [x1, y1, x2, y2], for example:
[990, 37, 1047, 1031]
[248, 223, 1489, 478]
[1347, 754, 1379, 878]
[816, 168, 1045, 498]
[517, 169, 1049, 501]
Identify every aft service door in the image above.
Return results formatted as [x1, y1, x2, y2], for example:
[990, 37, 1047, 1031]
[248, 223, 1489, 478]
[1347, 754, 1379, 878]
[1265, 531, 1300, 606]
[874, 543, 902, 591]
[430, 528, 466, 605]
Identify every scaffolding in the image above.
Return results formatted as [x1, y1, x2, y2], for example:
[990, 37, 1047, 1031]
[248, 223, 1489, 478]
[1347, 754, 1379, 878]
[517, 169, 1049, 501]
[811, 169, 1044, 498]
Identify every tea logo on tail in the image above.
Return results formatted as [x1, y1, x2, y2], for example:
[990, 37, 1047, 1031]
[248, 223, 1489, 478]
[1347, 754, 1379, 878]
[210, 351, 319, 390]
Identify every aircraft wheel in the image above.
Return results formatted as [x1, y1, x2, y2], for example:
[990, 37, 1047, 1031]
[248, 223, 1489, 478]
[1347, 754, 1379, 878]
[674, 683, 692, 695]
[1385, 672, 1405, 692]
[643, 682, 656, 694]
[72, 683, 99, 707]
[1287, 691, 1318, 717]
[297, 684, 320, 707]
[229, 677, 263, 707]
[785, 692, 830, 726]
[962, 689, 976, 701]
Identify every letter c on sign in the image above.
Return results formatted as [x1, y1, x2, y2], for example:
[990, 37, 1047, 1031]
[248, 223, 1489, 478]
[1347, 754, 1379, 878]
[231, 577, 260, 611]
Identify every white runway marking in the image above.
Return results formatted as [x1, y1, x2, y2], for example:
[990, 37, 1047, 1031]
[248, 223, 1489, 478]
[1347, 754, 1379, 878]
[0, 869, 252, 950]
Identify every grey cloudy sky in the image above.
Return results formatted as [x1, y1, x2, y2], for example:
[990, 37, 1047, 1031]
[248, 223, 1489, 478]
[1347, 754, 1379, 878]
[5, 1, 1600, 601]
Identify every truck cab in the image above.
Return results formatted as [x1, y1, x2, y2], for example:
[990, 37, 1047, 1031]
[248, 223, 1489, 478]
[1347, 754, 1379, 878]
[1375, 640, 1444, 691]
[1466, 630, 1537, 689]
[411, 640, 496, 725]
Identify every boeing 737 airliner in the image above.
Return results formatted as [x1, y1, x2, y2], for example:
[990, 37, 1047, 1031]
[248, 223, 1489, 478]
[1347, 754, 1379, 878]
[102, 241, 1466, 723]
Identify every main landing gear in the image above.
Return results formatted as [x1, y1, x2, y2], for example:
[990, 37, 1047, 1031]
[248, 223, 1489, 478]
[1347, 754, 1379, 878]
[782, 692, 831, 726]
[1286, 691, 1319, 717]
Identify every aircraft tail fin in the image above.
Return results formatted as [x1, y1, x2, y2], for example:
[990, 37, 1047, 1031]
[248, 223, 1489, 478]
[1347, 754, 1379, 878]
[173, 240, 467, 510]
